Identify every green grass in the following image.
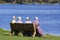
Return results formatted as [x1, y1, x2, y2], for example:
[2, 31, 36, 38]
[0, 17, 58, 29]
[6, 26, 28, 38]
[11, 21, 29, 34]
[0, 29, 60, 40]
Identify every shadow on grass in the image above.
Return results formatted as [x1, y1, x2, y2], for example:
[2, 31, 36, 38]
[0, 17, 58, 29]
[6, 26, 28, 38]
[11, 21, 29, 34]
[2, 33, 23, 36]
[2, 33, 10, 36]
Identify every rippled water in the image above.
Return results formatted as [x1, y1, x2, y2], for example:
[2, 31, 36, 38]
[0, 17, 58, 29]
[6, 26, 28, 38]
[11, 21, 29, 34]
[0, 4, 60, 35]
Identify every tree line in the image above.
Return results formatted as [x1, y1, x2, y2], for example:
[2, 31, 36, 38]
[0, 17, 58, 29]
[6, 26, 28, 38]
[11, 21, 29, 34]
[0, 0, 60, 4]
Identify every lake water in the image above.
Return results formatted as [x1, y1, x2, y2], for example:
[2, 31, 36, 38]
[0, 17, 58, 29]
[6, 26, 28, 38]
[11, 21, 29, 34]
[0, 4, 60, 35]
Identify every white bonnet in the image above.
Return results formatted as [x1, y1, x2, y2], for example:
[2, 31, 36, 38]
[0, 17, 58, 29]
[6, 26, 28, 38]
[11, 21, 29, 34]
[13, 16, 16, 18]
[26, 17, 29, 19]
[35, 17, 38, 20]
[18, 17, 22, 20]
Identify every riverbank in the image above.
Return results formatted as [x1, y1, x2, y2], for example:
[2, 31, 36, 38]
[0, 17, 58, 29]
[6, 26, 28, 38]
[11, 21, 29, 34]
[0, 28, 60, 40]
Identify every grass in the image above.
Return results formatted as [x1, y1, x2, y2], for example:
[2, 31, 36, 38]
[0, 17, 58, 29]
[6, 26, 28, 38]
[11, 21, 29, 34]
[0, 29, 60, 40]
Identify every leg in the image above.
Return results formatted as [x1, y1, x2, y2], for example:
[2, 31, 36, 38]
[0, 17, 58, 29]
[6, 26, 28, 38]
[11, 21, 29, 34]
[14, 30, 19, 36]
[32, 31, 36, 37]
[10, 30, 14, 36]
[36, 29, 41, 37]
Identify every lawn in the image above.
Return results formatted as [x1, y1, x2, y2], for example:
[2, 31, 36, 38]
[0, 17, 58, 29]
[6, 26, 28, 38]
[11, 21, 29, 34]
[0, 29, 60, 40]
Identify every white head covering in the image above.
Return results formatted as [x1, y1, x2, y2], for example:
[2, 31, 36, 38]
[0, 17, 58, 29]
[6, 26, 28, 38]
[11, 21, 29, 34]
[17, 17, 22, 23]
[18, 17, 22, 20]
[26, 17, 29, 20]
[13, 16, 16, 18]
[35, 17, 38, 20]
